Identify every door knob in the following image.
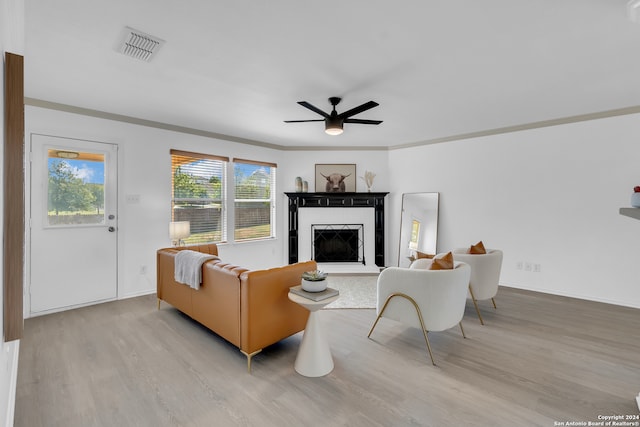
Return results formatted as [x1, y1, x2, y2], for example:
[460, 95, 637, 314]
[108, 226, 115, 232]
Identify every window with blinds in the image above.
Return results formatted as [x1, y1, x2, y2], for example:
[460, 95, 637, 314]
[171, 149, 228, 244]
[233, 158, 276, 241]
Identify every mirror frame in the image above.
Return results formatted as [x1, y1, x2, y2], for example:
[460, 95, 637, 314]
[397, 192, 440, 268]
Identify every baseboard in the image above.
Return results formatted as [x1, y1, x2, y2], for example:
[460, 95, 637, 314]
[119, 289, 156, 300]
[499, 282, 640, 310]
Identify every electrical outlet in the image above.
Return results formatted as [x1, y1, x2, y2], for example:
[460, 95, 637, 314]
[533, 264, 541, 273]
[524, 262, 532, 271]
[516, 261, 523, 270]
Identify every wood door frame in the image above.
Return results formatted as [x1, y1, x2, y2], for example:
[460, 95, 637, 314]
[4, 52, 24, 342]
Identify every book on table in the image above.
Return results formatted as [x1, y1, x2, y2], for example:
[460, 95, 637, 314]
[289, 285, 339, 302]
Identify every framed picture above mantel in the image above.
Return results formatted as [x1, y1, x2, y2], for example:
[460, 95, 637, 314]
[315, 163, 356, 193]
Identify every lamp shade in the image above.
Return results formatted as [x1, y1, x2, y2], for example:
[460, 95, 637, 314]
[169, 221, 190, 241]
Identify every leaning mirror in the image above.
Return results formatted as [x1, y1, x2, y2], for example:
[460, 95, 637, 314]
[398, 192, 440, 268]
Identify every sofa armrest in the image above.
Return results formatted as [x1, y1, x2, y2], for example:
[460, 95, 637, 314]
[156, 245, 219, 313]
[157, 248, 191, 314]
[239, 260, 317, 354]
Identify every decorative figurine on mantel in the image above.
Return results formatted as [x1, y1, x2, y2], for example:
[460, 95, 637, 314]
[361, 170, 376, 192]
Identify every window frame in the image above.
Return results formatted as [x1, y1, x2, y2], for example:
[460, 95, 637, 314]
[232, 158, 277, 242]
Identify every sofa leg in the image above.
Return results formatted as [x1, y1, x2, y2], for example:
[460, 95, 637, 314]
[240, 349, 262, 373]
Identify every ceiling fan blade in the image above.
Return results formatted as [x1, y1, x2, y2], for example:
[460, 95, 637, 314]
[344, 118, 383, 125]
[297, 101, 330, 118]
[337, 101, 379, 119]
[283, 119, 325, 123]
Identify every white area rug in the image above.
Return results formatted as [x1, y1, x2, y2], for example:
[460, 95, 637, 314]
[323, 274, 378, 309]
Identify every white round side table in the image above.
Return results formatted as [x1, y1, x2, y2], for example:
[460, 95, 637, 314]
[288, 292, 339, 377]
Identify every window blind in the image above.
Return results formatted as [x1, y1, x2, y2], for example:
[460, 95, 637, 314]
[233, 159, 276, 241]
[171, 150, 227, 244]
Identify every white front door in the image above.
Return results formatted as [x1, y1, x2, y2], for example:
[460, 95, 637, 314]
[29, 134, 118, 315]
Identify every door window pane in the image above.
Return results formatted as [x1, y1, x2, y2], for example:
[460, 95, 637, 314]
[47, 149, 105, 226]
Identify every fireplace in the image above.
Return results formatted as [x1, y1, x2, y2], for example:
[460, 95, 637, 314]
[285, 192, 388, 267]
[312, 224, 364, 263]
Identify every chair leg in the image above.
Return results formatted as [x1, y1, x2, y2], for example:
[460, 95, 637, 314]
[468, 285, 484, 325]
[157, 298, 161, 310]
[491, 297, 497, 310]
[459, 321, 466, 339]
[422, 331, 436, 366]
[368, 292, 436, 366]
[367, 308, 385, 338]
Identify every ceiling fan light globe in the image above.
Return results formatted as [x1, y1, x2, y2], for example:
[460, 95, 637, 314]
[325, 118, 344, 135]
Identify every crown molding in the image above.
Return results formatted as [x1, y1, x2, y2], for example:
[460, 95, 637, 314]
[24, 97, 285, 150]
[25, 98, 640, 152]
[389, 105, 640, 150]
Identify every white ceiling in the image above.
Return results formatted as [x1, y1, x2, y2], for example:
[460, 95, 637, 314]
[24, 0, 640, 149]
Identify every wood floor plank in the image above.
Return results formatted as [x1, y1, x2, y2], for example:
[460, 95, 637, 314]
[15, 287, 640, 426]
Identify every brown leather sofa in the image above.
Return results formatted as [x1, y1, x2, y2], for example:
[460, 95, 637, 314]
[157, 244, 316, 371]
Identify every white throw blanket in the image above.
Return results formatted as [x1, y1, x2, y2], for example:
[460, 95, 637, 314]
[174, 250, 218, 290]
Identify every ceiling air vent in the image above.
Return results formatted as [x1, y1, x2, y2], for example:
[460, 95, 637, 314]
[119, 27, 164, 62]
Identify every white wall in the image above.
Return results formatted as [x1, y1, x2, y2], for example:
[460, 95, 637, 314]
[1, 0, 23, 425]
[389, 113, 640, 309]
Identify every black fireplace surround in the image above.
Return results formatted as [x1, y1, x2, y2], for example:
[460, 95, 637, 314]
[285, 192, 388, 266]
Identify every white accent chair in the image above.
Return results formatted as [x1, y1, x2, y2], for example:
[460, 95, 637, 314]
[452, 248, 503, 325]
[367, 258, 471, 365]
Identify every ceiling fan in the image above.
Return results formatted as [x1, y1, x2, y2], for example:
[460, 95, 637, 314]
[284, 97, 382, 135]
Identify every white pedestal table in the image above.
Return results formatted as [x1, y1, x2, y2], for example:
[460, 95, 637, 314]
[287, 291, 339, 377]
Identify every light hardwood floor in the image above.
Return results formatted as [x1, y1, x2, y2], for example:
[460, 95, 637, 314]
[15, 287, 640, 427]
